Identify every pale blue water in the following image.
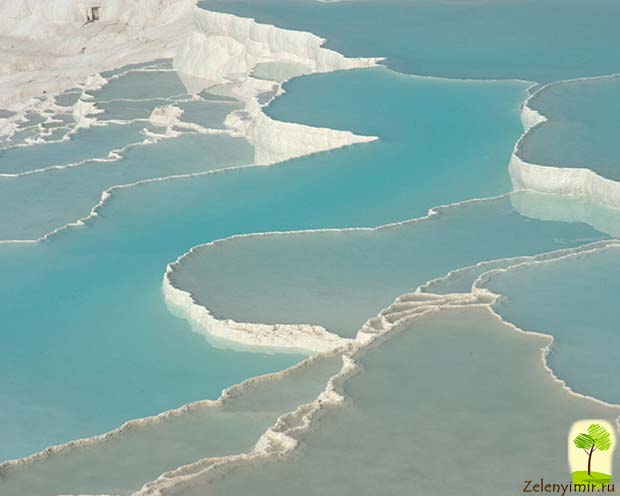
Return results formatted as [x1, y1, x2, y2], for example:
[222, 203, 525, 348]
[0, 232, 303, 460]
[1, 354, 342, 496]
[520, 76, 620, 180]
[0, 109, 69, 149]
[0, 52, 608, 462]
[0, 122, 149, 174]
[0, 66, 277, 460]
[1, 1, 619, 492]
[0, 65, 255, 242]
[54, 90, 83, 107]
[169, 193, 606, 338]
[201, 0, 620, 82]
[95, 98, 172, 121]
[0, 63, 561, 459]
[188, 307, 620, 496]
[482, 244, 620, 404]
[0, 132, 253, 241]
[92, 67, 189, 101]
[174, 100, 242, 129]
[1, 66, 527, 242]
[510, 190, 620, 239]
[265, 68, 528, 211]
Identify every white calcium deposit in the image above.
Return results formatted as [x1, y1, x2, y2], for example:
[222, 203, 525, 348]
[173, 7, 380, 165]
[149, 104, 184, 127]
[174, 8, 379, 82]
[163, 255, 351, 355]
[510, 83, 620, 209]
[509, 153, 620, 209]
[225, 99, 377, 165]
[0, 0, 195, 107]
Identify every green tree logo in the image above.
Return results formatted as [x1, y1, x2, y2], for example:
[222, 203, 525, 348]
[573, 423, 612, 481]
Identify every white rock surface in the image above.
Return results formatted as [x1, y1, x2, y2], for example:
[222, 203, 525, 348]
[163, 261, 351, 354]
[174, 7, 379, 166]
[509, 153, 620, 209]
[0, 0, 195, 106]
[149, 104, 183, 127]
[226, 99, 377, 166]
[510, 99, 620, 209]
[174, 8, 379, 82]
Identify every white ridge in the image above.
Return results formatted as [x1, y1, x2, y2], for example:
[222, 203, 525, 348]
[509, 77, 620, 209]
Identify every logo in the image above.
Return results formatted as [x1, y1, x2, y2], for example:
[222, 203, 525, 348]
[522, 419, 617, 494]
[568, 419, 615, 490]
